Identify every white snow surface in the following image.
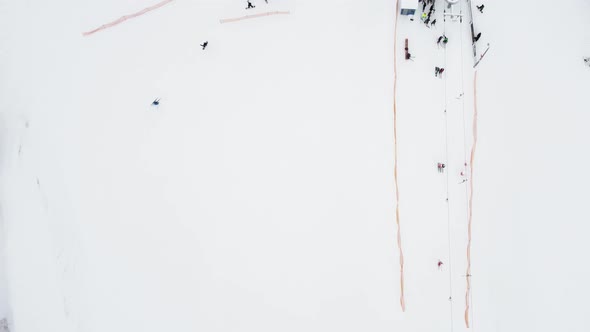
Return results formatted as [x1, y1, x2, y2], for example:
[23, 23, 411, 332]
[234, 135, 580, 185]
[1, 0, 589, 331]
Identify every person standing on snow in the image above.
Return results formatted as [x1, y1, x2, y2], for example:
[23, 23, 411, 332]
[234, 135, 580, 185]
[246, 1, 255, 9]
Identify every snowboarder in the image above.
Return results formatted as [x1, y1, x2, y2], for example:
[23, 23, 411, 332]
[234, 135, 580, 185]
[473, 32, 481, 42]
[152, 98, 160, 106]
[438, 67, 445, 77]
[200, 41, 208, 50]
[438, 260, 443, 269]
[476, 4, 484, 13]
[430, 19, 436, 27]
[246, 1, 255, 9]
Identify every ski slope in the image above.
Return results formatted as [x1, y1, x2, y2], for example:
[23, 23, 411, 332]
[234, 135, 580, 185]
[1, 0, 589, 331]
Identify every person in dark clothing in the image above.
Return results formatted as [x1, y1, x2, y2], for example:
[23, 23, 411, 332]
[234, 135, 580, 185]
[438, 68, 445, 77]
[435, 67, 440, 77]
[424, 17, 430, 26]
[200, 41, 208, 50]
[477, 4, 484, 13]
[152, 98, 160, 106]
[431, 19, 436, 27]
[437, 35, 443, 45]
[473, 32, 481, 42]
[246, 1, 255, 9]
[423, 2, 427, 12]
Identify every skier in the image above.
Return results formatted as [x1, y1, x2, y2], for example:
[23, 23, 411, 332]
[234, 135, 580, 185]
[473, 32, 481, 42]
[435, 66, 440, 77]
[430, 19, 436, 27]
[424, 17, 430, 26]
[438, 260, 443, 270]
[200, 41, 208, 50]
[152, 98, 160, 106]
[438, 68, 445, 77]
[476, 4, 484, 13]
[437, 35, 443, 45]
[246, 1, 255, 9]
[443, 35, 448, 44]
[422, 2, 427, 12]
[421, 12, 428, 21]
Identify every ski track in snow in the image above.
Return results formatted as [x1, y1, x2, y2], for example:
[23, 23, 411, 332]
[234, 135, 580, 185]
[219, 11, 290, 24]
[392, 0, 405, 313]
[82, 0, 174, 36]
[465, 71, 478, 328]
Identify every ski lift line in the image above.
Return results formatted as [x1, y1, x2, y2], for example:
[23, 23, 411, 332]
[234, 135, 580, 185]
[458, 0, 471, 199]
[82, 0, 174, 36]
[460, 2, 476, 330]
[442, 17, 455, 332]
[219, 11, 290, 24]
[465, 71, 478, 329]
[467, 73, 478, 332]
[392, 0, 406, 313]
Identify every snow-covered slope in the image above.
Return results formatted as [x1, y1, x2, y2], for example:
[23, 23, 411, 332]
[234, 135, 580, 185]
[0, 0, 589, 331]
